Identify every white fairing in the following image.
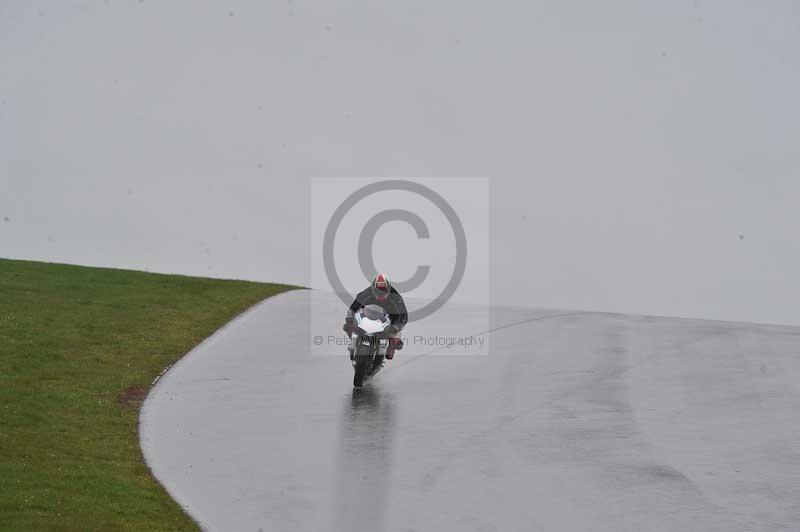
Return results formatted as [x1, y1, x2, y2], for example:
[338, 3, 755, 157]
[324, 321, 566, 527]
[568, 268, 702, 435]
[355, 308, 391, 335]
[359, 317, 388, 334]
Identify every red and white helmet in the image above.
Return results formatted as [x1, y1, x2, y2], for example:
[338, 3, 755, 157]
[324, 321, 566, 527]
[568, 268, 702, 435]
[371, 273, 391, 301]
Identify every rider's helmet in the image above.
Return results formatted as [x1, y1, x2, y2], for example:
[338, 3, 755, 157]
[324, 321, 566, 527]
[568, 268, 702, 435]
[371, 273, 391, 302]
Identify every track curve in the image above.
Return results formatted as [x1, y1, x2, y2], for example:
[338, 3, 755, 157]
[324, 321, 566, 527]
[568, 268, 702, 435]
[140, 290, 800, 532]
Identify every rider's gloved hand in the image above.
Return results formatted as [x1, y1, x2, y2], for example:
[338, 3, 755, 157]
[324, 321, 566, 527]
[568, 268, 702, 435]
[385, 336, 403, 360]
[342, 319, 354, 335]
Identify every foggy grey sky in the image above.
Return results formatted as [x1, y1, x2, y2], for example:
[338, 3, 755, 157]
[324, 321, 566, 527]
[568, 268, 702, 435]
[1, 1, 799, 325]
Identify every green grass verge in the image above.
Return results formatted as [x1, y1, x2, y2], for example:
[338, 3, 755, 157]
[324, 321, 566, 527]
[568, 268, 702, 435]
[0, 258, 300, 531]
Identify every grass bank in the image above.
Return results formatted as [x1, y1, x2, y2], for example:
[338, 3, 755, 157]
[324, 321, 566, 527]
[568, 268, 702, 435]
[0, 258, 298, 531]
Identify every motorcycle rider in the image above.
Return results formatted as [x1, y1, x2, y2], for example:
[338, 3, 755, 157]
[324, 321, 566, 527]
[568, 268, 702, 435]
[343, 273, 407, 361]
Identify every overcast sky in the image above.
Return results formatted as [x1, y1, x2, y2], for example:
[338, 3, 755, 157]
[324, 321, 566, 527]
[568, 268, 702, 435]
[2, 1, 799, 325]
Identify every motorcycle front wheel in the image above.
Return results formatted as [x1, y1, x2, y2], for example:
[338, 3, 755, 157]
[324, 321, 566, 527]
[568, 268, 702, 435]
[353, 343, 374, 388]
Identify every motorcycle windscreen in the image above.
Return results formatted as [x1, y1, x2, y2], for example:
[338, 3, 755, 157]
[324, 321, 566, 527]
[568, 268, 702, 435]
[363, 304, 386, 320]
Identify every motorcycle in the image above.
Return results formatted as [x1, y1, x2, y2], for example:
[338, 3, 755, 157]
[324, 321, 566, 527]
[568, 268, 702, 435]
[350, 304, 392, 388]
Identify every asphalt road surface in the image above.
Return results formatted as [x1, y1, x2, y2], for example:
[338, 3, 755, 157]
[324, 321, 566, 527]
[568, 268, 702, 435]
[140, 290, 800, 532]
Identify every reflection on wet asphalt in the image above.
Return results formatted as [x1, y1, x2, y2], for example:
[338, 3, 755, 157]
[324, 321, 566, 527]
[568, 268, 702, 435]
[141, 290, 800, 532]
[334, 388, 395, 532]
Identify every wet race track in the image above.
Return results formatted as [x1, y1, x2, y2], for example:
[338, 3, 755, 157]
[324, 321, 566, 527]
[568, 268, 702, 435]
[140, 290, 800, 532]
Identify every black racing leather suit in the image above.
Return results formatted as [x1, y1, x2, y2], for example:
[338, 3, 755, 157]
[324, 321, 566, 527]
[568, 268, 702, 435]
[345, 286, 408, 335]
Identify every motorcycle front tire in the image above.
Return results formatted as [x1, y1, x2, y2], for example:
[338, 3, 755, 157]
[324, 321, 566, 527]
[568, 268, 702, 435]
[353, 344, 373, 388]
